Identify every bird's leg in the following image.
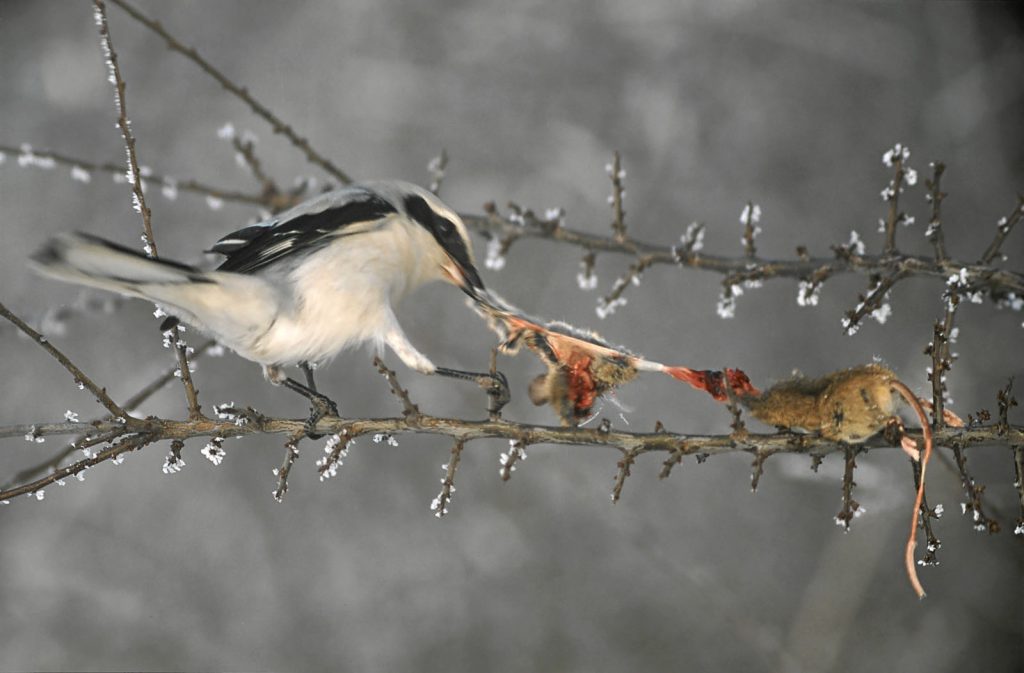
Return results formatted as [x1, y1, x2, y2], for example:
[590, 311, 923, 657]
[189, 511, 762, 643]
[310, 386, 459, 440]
[434, 367, 511, 415]
[384, 325, 511, 414]
[300, 361, 319, 392]
[281, 374, 338, 438]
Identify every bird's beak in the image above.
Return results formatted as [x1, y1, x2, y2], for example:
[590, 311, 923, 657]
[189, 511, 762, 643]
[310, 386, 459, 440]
[442, 256, 486, 300]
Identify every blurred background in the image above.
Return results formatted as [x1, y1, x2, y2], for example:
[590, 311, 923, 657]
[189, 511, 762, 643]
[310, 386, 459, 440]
[0, 1, 1021, 671]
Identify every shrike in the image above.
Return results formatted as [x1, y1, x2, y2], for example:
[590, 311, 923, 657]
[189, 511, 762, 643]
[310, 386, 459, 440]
[31, 180, 507, 418]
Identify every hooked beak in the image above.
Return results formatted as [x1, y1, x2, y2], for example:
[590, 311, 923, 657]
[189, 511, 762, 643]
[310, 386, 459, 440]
[442, 256, 486, 300]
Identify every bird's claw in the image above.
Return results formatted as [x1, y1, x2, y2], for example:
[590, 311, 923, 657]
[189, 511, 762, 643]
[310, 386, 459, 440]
[481, 370, 511, 415]
[304, 393, 339, 439]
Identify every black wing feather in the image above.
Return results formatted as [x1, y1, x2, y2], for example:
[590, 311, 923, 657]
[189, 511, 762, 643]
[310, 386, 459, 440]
[214, 195, 397, 274]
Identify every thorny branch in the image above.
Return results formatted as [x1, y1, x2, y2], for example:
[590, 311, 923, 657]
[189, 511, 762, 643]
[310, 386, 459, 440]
[107, 0, 353, 186]
[3, 404, 1019, 505]
[1, 339, 217, 490]
[5, 141, 1022, 305]
[94, 0, 201, 419]
[0, 302, 126, 418]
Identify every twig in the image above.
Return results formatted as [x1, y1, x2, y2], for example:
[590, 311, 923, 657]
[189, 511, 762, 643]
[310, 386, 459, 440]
[659, 440, 688, 480]
[0, 433, 153, 502]
[882, 151, 907, 256]
[924, 162, 948, 261]
[108, 0, 353, 186]
[927, 291, 959, 428]
[0, 302, 127, 418]
[498, 439, 527, 481]
[607, 151, 627, 243]
[741, 201, 761, 259]
[94, 0, 201, 419]
[841, 270, 905, 335]
[996, 378, 1017, 433]
[1013, 445, 1024, 536]
[911, 458, 942, 566]
[231, 134, 278, 199]
[979, 196, 1024, 265]
[430, 440, 463, 517]
[0, 144, 265, 205]
[272, 436, 301, 502]
[597, 255, 656, 319]
[835, 446, 861, 531]
[611, 447, 641, 503]
[372, 356, 420, 419]
[749, 448, 773, 492]
[427, 149, 448, 195]
[93, 0, 155, 255]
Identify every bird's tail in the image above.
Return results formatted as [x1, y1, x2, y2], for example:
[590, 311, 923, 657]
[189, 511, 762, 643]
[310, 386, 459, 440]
[30, 232, 279, 346]
[30, 231, 211, 298]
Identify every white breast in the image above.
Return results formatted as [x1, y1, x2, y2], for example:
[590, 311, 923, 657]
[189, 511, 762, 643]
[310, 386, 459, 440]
[246, 220, 441, 367]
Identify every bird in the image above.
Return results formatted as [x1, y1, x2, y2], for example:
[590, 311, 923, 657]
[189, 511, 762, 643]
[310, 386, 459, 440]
[29, 180, 508, 421]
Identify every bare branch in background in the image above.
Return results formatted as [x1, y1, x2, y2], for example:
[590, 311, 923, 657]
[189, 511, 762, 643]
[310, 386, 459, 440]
[93, 0, 201, 418]
[108, 0, 353, 186]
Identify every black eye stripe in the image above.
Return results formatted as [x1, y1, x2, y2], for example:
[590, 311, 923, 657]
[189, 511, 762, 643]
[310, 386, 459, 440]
[403, 194, 484, 292]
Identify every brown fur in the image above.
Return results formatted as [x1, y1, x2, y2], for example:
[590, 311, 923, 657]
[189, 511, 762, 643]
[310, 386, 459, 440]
[745, 364, 899, 442]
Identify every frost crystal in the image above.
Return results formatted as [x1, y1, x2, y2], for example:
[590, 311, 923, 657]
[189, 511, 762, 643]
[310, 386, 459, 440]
[882, 143, 911, 167]
[596, 296, 627, 319]
[35, 490, 45, 501]
[577, 269, 598, 291]
[904, 168, 918, 186]
[796, 280, 821, 307]
[372, 433, 399, 446]
[739, 203, 762, 226]
[680, 221, 705, 252]
[16, 144, 57, 170]
[161, 180, 179, 201]
[544, 207, 565, 224]
[847, 230, 865, 255]
[484, 237, 506, 270]
[64, 410, 79, 423]
[202, 438, 226, 466]
[995, 292, 1023, 312]
[162, 453, 185, 475]
[70, 166, 92, 183]
[217, 122, 236, 140]
[716, 285, 742, 320]
[207, 344, 226, 357]
[316, 434, 349, 481]
[869, 301, 892, 324]
[205, 195, 224, 211]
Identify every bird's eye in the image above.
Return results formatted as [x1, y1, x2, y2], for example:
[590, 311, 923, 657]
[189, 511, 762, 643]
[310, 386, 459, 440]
[437, 218, 455, 236]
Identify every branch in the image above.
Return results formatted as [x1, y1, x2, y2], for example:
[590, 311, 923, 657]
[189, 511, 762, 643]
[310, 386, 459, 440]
[0, 339, 217, 489]
[0, 302, 126, 418]
[107, 0, 353, 186]
[94, 0, 201, 419]
[463, 212, 1024, 298]
[2, 406, 1020, 503]
[7, 142, 1021, 301]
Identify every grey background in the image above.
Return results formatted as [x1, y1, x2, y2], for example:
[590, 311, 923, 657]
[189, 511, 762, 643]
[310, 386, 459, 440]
[1, 1, 1022, 671]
